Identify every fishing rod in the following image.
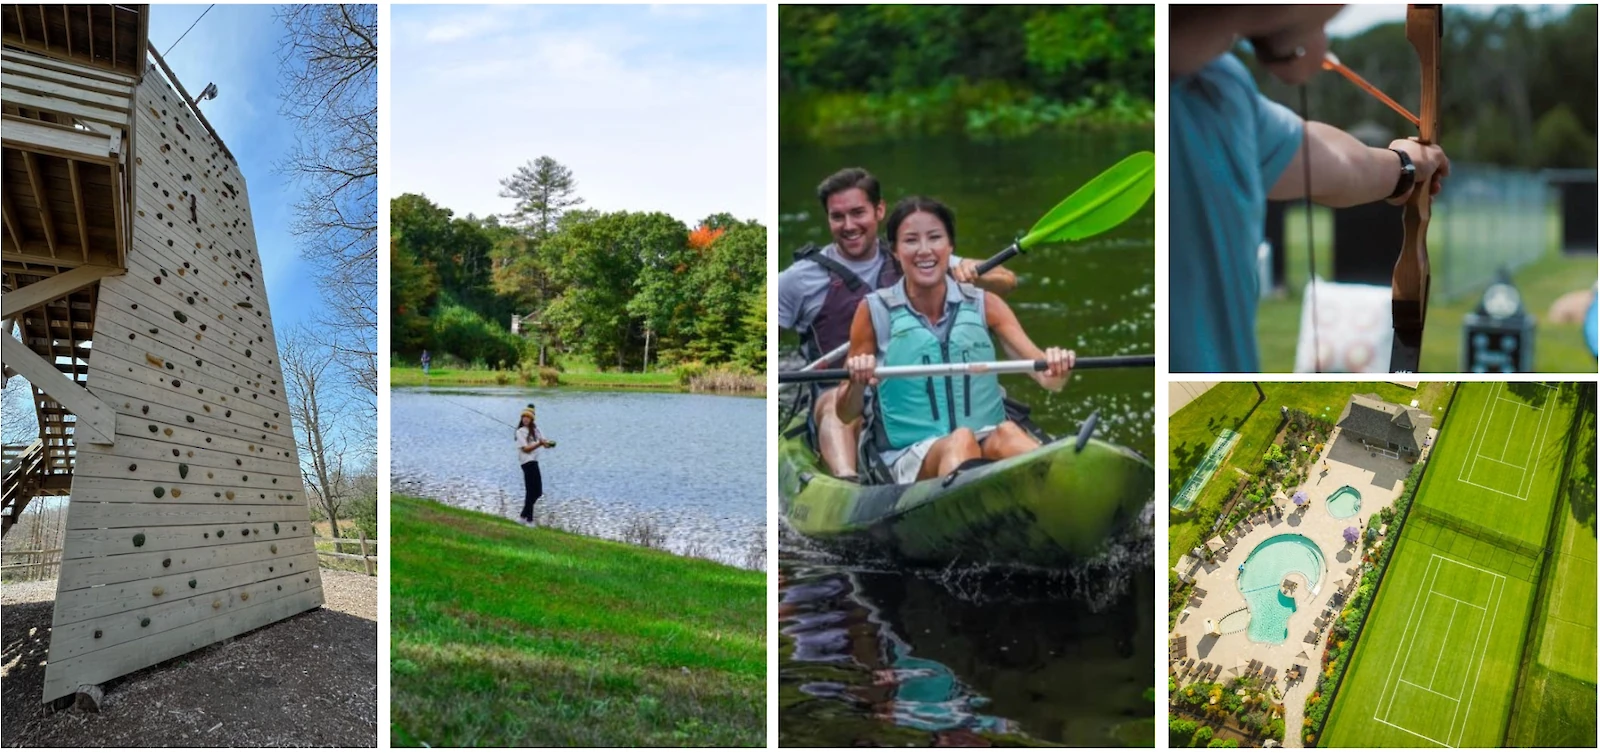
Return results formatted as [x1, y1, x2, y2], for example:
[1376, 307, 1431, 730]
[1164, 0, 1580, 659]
[440, 398, 558, 448]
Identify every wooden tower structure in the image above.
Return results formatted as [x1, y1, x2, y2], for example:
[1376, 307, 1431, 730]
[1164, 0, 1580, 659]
[1, 5, 324, 704]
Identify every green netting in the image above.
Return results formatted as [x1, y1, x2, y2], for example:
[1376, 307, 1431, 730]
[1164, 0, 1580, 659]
[1411, 504, 1547, 567]
[1171, 428, 1238, 511]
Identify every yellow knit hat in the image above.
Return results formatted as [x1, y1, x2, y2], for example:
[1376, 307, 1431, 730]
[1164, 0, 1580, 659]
[520, 405, 535, 422]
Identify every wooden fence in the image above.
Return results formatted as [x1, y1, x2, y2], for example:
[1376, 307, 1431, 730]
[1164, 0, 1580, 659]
[0, 547, 62, 581]
[315, 531, 378, 576]
[2, 532, 377, 582]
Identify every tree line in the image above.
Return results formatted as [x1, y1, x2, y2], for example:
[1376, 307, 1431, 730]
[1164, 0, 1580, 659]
[1253, 4, 1597, 169]
[779, 5, 1155, 142]
[392, 156, 767, 374]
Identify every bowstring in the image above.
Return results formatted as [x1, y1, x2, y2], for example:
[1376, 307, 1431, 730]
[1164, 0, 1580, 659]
[1299, 85, 1320, 374]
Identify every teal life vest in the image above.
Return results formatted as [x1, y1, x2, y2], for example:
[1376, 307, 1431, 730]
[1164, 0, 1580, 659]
[867, 280, 1006, 450]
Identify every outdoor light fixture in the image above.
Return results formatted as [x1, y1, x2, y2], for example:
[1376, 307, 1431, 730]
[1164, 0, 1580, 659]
[198, 82, 219, 102]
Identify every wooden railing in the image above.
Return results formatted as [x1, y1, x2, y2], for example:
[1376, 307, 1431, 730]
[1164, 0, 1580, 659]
[315, 531, 377, 576]
[0, 547, 62, 581]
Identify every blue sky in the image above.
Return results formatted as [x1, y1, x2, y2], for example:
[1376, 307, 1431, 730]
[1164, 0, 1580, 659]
[391, 4, 768, 226]
[147, 4, 320, 335]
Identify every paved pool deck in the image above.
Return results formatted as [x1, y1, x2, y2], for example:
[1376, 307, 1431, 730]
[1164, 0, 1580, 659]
[1170, 426, 1436, 746]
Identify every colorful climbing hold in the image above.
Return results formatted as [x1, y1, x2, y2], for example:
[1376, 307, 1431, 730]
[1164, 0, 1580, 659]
[133, 533, 146, 547]
[179, 464, 189, 479]
[152, 487, 165, 499]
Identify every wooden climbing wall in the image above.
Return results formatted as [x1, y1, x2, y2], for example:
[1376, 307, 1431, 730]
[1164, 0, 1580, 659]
[41, 65, 324, 704]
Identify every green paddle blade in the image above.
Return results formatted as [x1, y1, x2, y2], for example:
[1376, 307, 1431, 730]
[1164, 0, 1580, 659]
[1020, 150, 1155, 248]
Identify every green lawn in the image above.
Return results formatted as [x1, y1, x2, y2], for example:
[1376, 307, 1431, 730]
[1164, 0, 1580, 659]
[389, 496, 765, 747]
[1321, 384, 1579, 747]
[1412, 382, 1570, 551]
[1256, 204, 1595, 373]
[1321, 527, 1536, 747]
[1167, 382, 1455, 567]
[1507, 401, 1597, 747]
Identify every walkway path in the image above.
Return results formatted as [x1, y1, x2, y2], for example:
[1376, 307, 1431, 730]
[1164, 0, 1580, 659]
[1169, 381, 1221, 416]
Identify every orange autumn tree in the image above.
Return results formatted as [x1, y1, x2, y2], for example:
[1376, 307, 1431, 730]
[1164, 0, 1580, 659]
[687, 224, 726, 251]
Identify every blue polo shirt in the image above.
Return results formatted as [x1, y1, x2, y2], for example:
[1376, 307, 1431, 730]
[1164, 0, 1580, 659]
[1170, 53, 1303, 372]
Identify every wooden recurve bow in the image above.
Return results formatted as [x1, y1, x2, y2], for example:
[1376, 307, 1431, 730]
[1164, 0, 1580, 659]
[1390, 4, 1441, 373]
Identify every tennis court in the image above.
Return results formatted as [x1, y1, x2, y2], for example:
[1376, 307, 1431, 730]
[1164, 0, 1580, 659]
[1322, 383, 1576, 747]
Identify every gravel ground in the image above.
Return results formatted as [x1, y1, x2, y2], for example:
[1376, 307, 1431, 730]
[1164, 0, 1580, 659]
[2, 569, 377, 747]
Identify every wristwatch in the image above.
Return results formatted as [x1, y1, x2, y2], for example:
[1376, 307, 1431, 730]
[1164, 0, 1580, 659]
[1388, 148, 1416, 200]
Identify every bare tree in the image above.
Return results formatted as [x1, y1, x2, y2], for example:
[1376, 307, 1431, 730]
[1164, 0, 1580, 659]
[281, 328, 358, 539]
[276, 5, 378, 405]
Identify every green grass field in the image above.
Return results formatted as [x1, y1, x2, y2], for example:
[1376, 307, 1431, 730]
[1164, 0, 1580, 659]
[1507, 401, 1597, 747]
[1256, 203, 1595, 373]
[389, 496, 765, 747]
[1167, 382, 1455, 566]
[1322, 383, 1577, 747]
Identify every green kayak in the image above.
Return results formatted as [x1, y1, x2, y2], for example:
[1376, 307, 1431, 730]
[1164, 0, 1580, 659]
[779, 407, 1153, 567]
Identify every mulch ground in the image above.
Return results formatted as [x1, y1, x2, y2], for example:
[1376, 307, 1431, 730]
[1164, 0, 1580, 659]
[2, 569, 377, 747]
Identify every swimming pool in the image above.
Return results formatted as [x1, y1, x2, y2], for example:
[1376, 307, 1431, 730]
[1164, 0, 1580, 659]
[1327, 485, 1362, 519]
[1237, 534, 1326, 644]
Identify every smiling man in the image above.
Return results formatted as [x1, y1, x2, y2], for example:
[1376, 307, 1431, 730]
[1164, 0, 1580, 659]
[778, 167, 1015, 479]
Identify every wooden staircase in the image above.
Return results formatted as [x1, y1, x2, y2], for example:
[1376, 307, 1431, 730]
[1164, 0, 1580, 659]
[2, 439, 48, 537]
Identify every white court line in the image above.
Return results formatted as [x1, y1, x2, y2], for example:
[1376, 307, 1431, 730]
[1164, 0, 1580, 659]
[1463, 384, 1497, 483]
[1517, 387, 1559, 500]
[1475, 456, 1526, 472]
[1401, 677, 1461, 703]
[1428, 601, 1459, 688]
[1426, 590, 1488, 610]
[1380, 557, 1443, 722]
[1375, 717, 1455, 748]
[1449, 562, 1507, 747]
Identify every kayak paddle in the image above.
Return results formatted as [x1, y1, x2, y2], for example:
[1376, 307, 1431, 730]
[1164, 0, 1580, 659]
[779, 355, 1155, 384]
[799, 150, 1156, 371]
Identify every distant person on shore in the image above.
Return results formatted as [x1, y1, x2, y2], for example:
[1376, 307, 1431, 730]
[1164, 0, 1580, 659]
[421, 349, 431, 376]
[778, 168, 1015, 479]
[516, 404, 554, 524]
[1168, 5, 1451, 372]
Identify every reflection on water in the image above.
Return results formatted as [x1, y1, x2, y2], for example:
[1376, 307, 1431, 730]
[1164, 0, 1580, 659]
[779, 549, 1155, 747]
[779, 131, 1156, 745]
[391, 387, 765, 567]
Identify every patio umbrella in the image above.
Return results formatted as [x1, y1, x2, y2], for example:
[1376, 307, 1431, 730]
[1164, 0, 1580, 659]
[1334, 579, 1346, 593]
[1292, 490, 1309, 506]
[1343, 526, 1360, 544]
[1207, 536, 1225, 551]
[1296, 650, 1310, 660]
[1205, 619, 1220, 636]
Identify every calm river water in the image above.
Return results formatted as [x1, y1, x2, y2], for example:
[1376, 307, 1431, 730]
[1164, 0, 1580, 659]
[778, 131, 1156, 746]
[391, 388, 766, 568]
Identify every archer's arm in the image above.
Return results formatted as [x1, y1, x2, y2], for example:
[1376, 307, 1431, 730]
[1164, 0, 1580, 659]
[1269, 123, 1449, 207]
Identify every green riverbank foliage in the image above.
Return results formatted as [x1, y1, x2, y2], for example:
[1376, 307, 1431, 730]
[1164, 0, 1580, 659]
[779, 5, 1153, 143]
[1249, 5, 1596, 169]
[390, 496, 765, 747]
[392, 169, 765, 378]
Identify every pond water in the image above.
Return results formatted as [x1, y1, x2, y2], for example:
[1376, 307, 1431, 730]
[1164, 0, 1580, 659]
[778, 130, 1156, 745]
[391, 387, 765, 568]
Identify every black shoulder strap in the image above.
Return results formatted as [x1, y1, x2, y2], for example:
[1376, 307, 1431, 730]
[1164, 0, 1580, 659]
[802, 249, 868, 292]
[792, 242, 821, 262]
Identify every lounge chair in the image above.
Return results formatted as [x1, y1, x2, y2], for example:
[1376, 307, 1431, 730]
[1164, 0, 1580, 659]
[1193, 588, 1208, 599]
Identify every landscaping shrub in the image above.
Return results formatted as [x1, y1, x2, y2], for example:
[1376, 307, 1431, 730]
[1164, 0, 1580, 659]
[1190, 726, 1213, 747]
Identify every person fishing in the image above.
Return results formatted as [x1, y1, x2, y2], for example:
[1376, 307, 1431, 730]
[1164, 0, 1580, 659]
[778, 168, 1016, 480]
[838, 197, 1073, 484]
[1169, 5, 1451, 372]
[515, 404, 554, 524]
